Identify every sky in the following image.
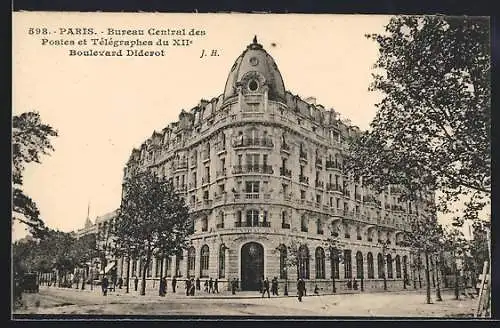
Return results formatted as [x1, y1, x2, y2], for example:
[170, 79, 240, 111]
[13, 12, 471, 241]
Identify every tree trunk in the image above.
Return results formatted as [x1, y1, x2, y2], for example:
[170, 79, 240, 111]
[158, 257, 164, 296]
[141, 259, 148, 296]
[435, 255, 442, 301]
[424, 250, 432, 304]
[81, 268, 86, 290]
[126, 255, 130, 294]
[454, 257, 460, 300]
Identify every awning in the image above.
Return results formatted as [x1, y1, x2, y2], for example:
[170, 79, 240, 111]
[101, 262, 116, 275]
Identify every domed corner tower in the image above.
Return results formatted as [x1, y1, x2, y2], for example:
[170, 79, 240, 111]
[223, 36, 286, 104]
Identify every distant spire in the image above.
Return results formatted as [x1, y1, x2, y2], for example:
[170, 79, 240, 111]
[84, 202, 92, 228]
[253, 35, 258, 44]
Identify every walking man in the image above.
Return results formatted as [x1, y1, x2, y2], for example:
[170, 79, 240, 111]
[297, 278, 305, 302]
[209, 278, 214, 293]
[172, 276, 177, 293]
[231, 278, 237, 295]
[262, 277, 270, 298]
[214, 278, 219, 293]
[102, 276, 109, 296]
[185, 278, 191, 296]
[196, 277, 201, 291]
[271, 277, 279, 296]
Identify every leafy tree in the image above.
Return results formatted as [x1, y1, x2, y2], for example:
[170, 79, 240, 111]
[71, 233, 97, 289]
[12, 111, 58, 238]
[347, 16, 490, 226]
[114, 170, 191, 296]
[323, 233, 345, 293]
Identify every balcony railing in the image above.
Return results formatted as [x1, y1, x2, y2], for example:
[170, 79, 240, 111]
[317, 229, 324, 235]
[357, 236, 362, 240]
[331, 231, 339, 237]
[367, 237, 373, 242]
[344, 233, 351, 239]
[281, 143, 290, 152]
[355, 193, 362, 201]
[299, 175, 309, 184]
[299, 151, 308, 161]
[315, 180, 324, 189]
[245, 192, 260, 199]
[280, 167, 292, 178]
[176, 184, 187, 192]
[233, 164, 274, 174]
[173, 160, 188, 170]
[188, 182, 196, 190]
[315, 158, 323, 167]
[282, 222, 291, 229]
[301, 226, 308, 232]
[326, 161, 342, 170]
[216, 223, 224, 229]
[216, 169, 227, 178]
[234, 221, 271, 228]
[326, 183, 342, 192]
[232, 137, 274, 148]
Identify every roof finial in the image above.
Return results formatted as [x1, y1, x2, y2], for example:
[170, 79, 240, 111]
[253, 35, 258, 44]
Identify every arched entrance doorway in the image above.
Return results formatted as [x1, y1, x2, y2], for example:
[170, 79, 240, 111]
[241, 242, 264, 291]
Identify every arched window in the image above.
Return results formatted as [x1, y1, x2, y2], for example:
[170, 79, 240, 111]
[367, 252, 374, 278]
[200, 245, 209, 278]
[298, 245, 310, 279]
[279, 244, 287, 279]
[187, 247, 196, 277]
[315, 247, 326, 279]
[344, 250, 352, 279]
[377, 253, 385, 278]
[395, 255, 402, 278]
[219, 244, 226, 278]
[356, 251, 364, 279]
[403, 255, 408, 279]
[387, 254, 393, 279]
[330, 248, 340, 279]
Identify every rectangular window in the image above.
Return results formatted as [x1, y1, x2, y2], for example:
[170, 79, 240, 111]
[147, 259, 153, 277]
[316, 194, 321, 204]
[301, 190, 306, 199]
[245, 181, 260, 193]
[166, 258, 172, 277]
[155, 258, 162, 277]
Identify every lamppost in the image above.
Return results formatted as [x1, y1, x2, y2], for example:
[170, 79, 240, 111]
[380, 241, 388, 291]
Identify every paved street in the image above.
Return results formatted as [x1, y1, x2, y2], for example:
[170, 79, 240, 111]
[14, 286, 477, 317]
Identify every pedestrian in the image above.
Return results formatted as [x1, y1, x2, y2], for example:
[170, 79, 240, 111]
[204, 280, 209, 292]
[172, 276, 177, 293]
[262, 277, 270, 298]
[118, 277, 123, 289]
[347, 279, 352, 290]
[271, 277, 278, 296]
[231, 278, 237, 295]
[297, 278, 305, 302]
[196, 277, 201, 290]
[214, 278, 219, 293]
[185, 278, 191, 296]
[353, 278, 358, 291]
[190, 278, 196, 296]
[209, 278, 214, 293]
[314, 284, 319, 294]
[159, 277, 166, 296]
[102, 276, 109, 296]
[134, 276, 139, 291]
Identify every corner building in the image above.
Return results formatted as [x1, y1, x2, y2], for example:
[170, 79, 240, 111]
[122, 38, 433, 293]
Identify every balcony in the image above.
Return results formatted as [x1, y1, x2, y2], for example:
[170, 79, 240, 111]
[367, 237, 373, 242]
[234, 221, 271, 228]
[245, 192, 260, 200]
[281, 143, 290, 153]
[299, 175, 309, 184]
[188, 182, 196, 190]
[232, 137, 274, 148]
[355, 193, 362, 201]
[317, 229, 324, 235]
[216, 223, 224, 229]
[315, 180, 324, 189]
[201, 176, 210, 185]
[176, 184, 187, 192]
[173, 160, 188, 171]
[282, 222, 291, 229]
[279, 167, 292, 178]
[326, 161, 342, 170]
[216, 169, 227, 179]
[315, 158, 323, 168]
[326, 183, 342, 192]
[344, 233, 351, 239]
[344, 190, 351, 198]
[299, 151, 308, 161]
[233, 164, 274, 175]
[357, 236, 362, 241]
[301, 226, 309, 233]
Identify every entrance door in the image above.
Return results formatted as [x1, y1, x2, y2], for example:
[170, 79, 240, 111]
[241, 242, 264, 291]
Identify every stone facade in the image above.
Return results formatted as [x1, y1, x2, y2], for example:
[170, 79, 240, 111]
[94, 37, 435, 293]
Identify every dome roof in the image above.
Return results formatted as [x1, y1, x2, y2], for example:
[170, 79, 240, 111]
[223, 36, 286, 102]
